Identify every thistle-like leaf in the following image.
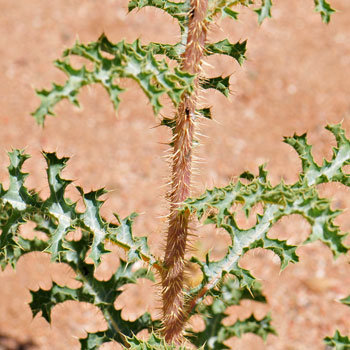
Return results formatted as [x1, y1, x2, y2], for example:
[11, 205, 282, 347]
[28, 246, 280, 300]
[187, 277, 272, 349]
[324, 294, 350, 346]
[28, 228, 157, 347]
[30, 258, 154, 338]
[324, 330, 350, 349]
[254, 0, 272, 24]
[314, 0, 335, 23]
[284, 124, 350, 187]
[0, 150, 159, 269]
[206, 0, 252, 22]
[123, 333, 187, 350]
[201, 76, 230, 97]
[206, 40, 247, 66]
[182, 124, 349, 307]
[0, 150, 161, 348]
[32, 34, 195, 125]
[80, 331, 114, 350]
[188, 311, 275, 350]
[128, 0, 189, 32]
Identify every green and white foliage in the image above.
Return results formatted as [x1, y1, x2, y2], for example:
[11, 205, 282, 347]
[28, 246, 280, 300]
[2, 0, 343, 348]
[1, 123, 349, 349]
[182, 124, 349, 307]
[32, 34, 195, 125]
[0, 150, 158, 268]
[187, 278, 275, 350]
[324, 295, 350, 349]
[32, 0, 249, 127]
[0, 150, 161, 349]
[123, 333, 190, 350]
[31, 0, 334, 127]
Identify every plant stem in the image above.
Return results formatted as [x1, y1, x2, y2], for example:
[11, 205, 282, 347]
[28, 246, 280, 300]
[162, 0, 208, 343]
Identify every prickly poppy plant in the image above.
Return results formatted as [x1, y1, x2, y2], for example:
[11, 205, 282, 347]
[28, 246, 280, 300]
[1, 0, 350, 349]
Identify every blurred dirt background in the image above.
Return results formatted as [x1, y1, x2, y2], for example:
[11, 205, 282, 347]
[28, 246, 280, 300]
[1, 0, 350, 349]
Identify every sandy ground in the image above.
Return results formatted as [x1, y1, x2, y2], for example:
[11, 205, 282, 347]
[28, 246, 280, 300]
[1, 0, 350, 349]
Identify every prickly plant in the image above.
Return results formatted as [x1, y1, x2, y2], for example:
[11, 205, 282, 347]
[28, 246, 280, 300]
[1, 0, 349, 349]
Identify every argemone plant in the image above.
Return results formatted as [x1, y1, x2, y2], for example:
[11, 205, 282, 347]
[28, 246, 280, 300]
[1, 0, 350, 349]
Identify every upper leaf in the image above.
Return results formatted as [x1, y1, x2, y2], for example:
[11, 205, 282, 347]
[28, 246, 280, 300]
[32, 34, 195, 125]
[128, 0, 189, 32]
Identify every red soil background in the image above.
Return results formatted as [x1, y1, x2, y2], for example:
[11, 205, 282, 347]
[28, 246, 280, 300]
[1, 0, 350, 349]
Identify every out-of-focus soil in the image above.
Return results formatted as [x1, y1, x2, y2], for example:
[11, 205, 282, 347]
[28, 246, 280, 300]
[1, 1, 350, 349]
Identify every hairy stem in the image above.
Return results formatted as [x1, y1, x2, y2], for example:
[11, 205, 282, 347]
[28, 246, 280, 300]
[162, 0, 208, 343]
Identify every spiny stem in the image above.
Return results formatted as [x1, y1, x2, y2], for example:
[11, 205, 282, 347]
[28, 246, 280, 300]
[161, 0, 208, 343]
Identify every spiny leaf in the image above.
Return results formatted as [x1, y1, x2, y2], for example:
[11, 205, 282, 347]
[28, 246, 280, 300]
[30, 255, 156, 346]
[0, 150, 159, 268]
[32, 34, 195, 125]
[0, 236, 48, 270]
[43, 152, 76, 260]
[314, 0, 335, 23]
[30, 259, 153, 322]
[324, 330, 350, 349]
[340, 295, 350, 307]
[2, 149, 32, 210]
[124, 333, 187, 350]
[80, 331, 114, 350]
[254, 0, 272, 24]
[146, 42, 185, 61]
[198, 108, 212, 119]
[284, 124, 350, 186]
[201, 76, 230, 97]
[210, 278, 266, 306]
[188, 277, 267, 317]
[182, 124, 349, 306]
[206, 0, 252, 22]
[188, 312, 276, 350]
[206, 39, 247, 66]
[128, 0, 189, 32]
[32, 61, 124, 126]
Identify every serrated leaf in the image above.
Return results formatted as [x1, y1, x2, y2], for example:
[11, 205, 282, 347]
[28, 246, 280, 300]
[146, 42, 185, 61]
[206, 39, 247, 66]
[324, 330, 350, 349]
[124, 333, 187, 350]
[183, 124, 349, 307]
[201, 76, 230, 97]
[30, 259, 153, 321]
[254, 0, 272, 24]
[188, 312, 276, 350]
[128, 0, 189, 32]
[80, 331, 114, 350]
[314, 0, 335, 23]
[77, 187, 109, 265]
[32, 34, 195, 125]
[32, 61, 124, 126]
[206, 0, 247, 22]
[284, 124, 350, 186]
[0, 150, 159, 270]
[43, 152, 76, 261]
